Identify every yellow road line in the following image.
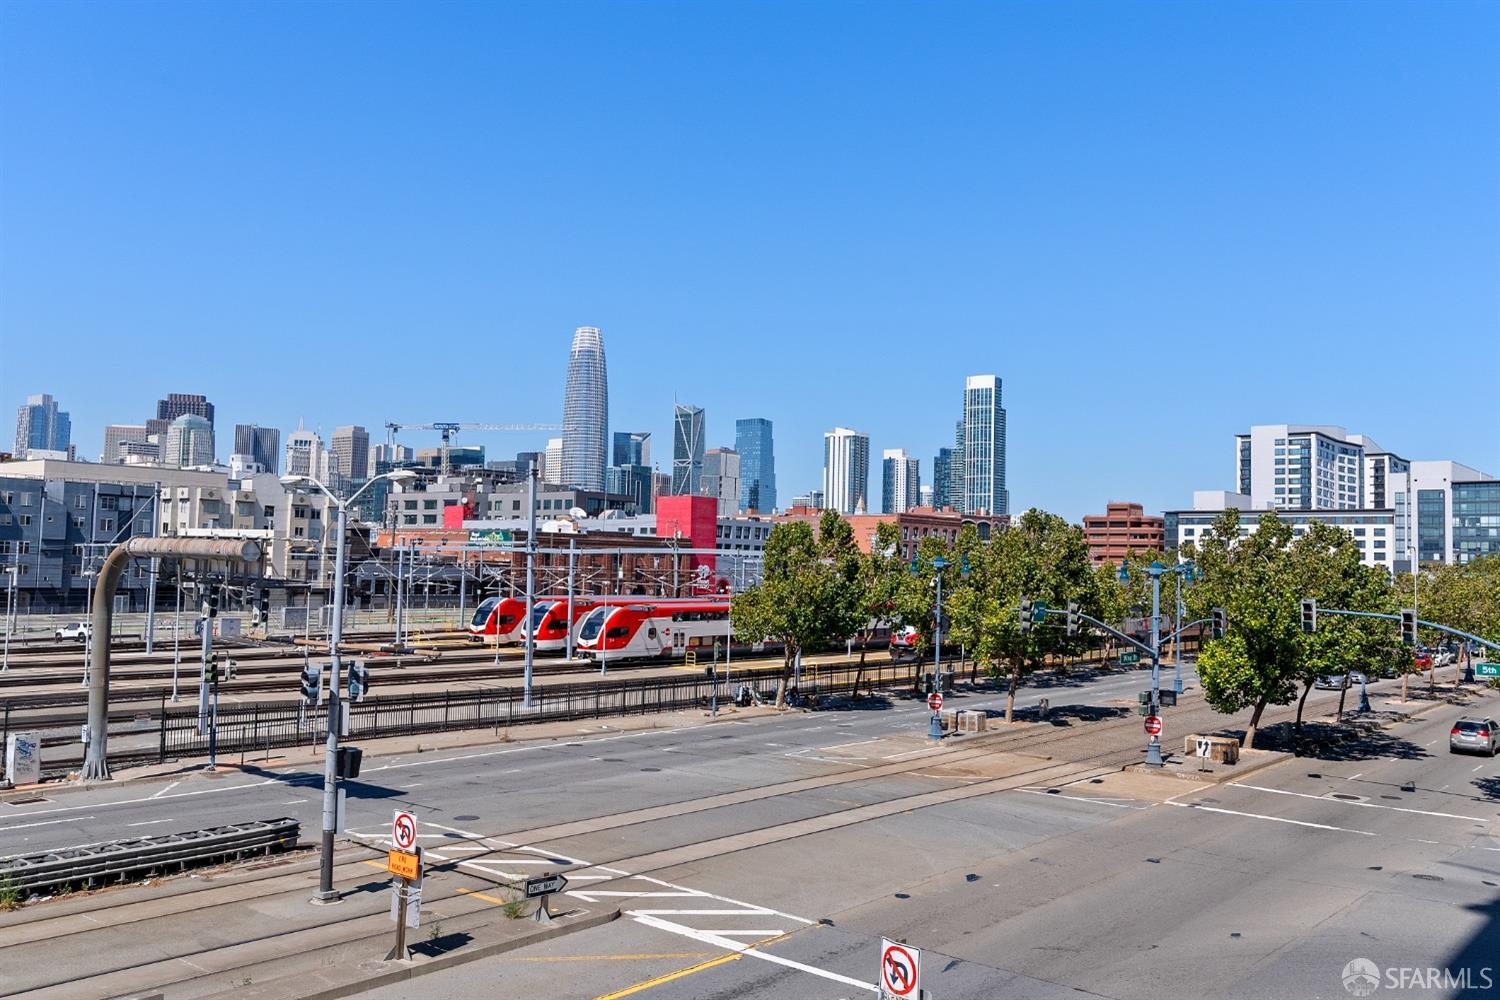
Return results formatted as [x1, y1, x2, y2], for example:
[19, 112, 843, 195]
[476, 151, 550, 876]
[361, 860, 388, 871]
[593, 951, 741, 999]
[504, 952, 711, 963]
[455, 885, 515, 906]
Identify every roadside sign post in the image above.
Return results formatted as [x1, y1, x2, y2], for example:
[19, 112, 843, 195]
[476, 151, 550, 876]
[386, 809, 422, 961]
[880, 938, 921, 1000]
[927, 691, 943, 739]
[1195, 736, 1212, 773]
[1119, 651, 1140, 665]
[525, 873, 569, 924]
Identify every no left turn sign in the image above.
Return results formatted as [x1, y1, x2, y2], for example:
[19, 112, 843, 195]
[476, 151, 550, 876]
[392, 809, 418, 852]
[880, 938, 920, 998]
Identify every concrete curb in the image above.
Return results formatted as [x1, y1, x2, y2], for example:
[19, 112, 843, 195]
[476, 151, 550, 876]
[203, 906, 622, 1000]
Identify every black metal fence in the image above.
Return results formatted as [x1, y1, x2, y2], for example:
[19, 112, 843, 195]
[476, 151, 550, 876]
[155, 660, 927, 765]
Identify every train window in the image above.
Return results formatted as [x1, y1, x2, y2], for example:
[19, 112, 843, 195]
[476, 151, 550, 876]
[547, 620, 567, 631]
[606, 626, 630, 639]
[647, 627, 658, 639]
[497, 615, 516, 625]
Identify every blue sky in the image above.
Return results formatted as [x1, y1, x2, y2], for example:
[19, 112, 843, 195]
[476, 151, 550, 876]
[2, 1, 1495, 521]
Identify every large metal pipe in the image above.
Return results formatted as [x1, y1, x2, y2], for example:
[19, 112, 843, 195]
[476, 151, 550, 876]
[83, 537, 262, 780]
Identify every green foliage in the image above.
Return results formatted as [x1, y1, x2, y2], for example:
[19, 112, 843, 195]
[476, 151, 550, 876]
[1402, 556, 1500, 647]
[731, 510, 867, 669]
[0, 877, 20, 911]
[1187, 510, 1398, 746]
[945, 509, 1104, 720]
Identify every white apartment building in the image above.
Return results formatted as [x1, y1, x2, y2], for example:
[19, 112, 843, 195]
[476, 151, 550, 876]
[1166, 491, 1401, 572]
[882, 448, 919, 514]
[961, 375, 1008, 515]
[284, 422, 326, 481]
[822, 428, 870, 515]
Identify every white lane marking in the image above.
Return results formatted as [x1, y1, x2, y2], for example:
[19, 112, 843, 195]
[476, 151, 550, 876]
[820, 738, 881, 751]
[1413, 839, 1440, 844]
[629, 874, 814, 925]
[1230, 783, 1490, 823]
[631, 913, 877, 993]
[1476, 765, 1485, 773]
[699, 929, 788, 937]
[0, 815, 94, 832]
[1015, 789, 1142, 809]
[150, 781, 182, 799]
[579, 891, 706, 898]
[126, 818, 175, 828]
[1169, 800, 1376, 836]
[632, 909, 776, 916]
[882, 746, 945, 761]
[1347, 773, 1363, 780]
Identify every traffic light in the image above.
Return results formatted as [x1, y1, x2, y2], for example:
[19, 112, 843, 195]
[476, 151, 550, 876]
[300, 663, 323, 706]
[205, 584, 220, 618]
[1211, 607, 1226, 640]
[1300, 599, 1317, 634]
[222, 657, 237, 682]
[347, 661, 370, 702]
[1018, 598, 1034, 634]
[1400, 608, 1416, 646]
[257, 588, 271, 626]
[335, 746, 363, 780]
[1065, 601, 1080, 636]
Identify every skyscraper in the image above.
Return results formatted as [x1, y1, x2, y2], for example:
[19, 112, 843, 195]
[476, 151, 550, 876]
[164, 414, 215, 467]
[14, 393, 70, 455]
[735, 418, 777, 513]
[330, 426, 370, 488]
[561, 326, 608, 491]
[284, 421, 325, 478]
[672, 405, 705, 495]
[822, 428, 870, 515]
[544, 438, 564, 484]
[932, 447, 955, 509]
[102, 424, 149, 464]
[702, 448, 741, 516]
[147, 393, 214, 440]
[233, 424, 281, 474]
[951, 421, 965, 512]
[882, 449, 920, 514]
[612, 431, 651, 468]
[961, 375, 1008, 515]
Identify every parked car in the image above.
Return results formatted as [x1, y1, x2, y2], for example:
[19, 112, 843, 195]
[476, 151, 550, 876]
[1314, 671, 1368, 690]
[1413, 649, 1433, 670]
[1449, 717, 1498, 757]
[1433, 646, 1457, 668]
[53, 622, 91, 642]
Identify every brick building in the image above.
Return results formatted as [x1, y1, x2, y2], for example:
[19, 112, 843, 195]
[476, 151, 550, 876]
[1082, 501, 1165, 565]
[773, 505, 1008, 560]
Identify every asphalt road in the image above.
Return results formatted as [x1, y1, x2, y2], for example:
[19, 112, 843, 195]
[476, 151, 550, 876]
[4, 664, 1496, 1000]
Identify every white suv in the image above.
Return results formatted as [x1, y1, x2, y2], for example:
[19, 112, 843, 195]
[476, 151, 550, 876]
[54, 622, 91, 641]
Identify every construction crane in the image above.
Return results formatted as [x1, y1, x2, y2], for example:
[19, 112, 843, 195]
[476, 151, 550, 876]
[385, 421, 561, 477]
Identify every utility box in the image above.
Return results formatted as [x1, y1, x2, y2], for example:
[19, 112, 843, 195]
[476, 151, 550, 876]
[957, 710, 988, 733]
[1184, 734, 1240, 765]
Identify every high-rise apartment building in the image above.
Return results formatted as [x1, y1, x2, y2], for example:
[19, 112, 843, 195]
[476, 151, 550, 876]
[735, 418, 777, 513]
[147, 393, 214, 440]
[284, 422, 325, 479]
[101, 424, 149, 464]
[14, 394, 70, 455]
[950, 422, 965, 513]
[822, 427, 870, 515]
[561, 326, 608, 491]
[702, 448, 741, 516]
[882, 449, 919, 514]
[544, 438, 564, 484]
[961, 375, 1007, 515]
[164, 414, 215, 467]
[233, 424, 281, 475]
[606, 464, 654, 514]
[672, 405, 705, 495]
[329, 425, 370, 488]
[931, 447, 955, 509]
[612, 431, 651, 468]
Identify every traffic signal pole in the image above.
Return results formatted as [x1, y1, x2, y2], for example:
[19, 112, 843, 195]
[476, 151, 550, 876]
[315, 502, 349, 904]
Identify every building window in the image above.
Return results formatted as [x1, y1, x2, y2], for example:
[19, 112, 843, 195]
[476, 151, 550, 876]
[74, 495, 88, 509]
[18, 514, 32, 527]
[99, 496, 117, 511]
[20, 493, 35, 507]
[263, 505, 275, 518]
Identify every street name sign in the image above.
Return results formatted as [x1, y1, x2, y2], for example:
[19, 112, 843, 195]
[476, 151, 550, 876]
[880, 938, 920, 999]
[1476, 662, 1499, 678]
[525, 873, 570, 898]
[392, 809, 418, 852]
[1120, 651, 1141, 665]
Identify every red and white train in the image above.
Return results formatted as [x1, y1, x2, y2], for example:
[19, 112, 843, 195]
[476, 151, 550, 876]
[471, 595, 734, 656]
[575, 599, 733, 662]
[468, 596, 528, 643]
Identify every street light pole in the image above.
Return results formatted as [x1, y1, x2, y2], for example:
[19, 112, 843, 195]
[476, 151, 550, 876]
[280, 470, 413, 905]
[523, 466, 537, 708]
[1146, 566, 1163, 767]
[565, 536, 576, 661]
[2, 564, 15, 674]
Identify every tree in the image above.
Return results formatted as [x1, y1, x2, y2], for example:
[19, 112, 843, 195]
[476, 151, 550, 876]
[1188, 511, 1398, 749]
[731, 510, 866, 707]
[946, 510, 1102, 723]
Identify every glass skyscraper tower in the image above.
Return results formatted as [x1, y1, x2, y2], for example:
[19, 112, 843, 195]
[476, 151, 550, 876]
[735, 418, 777, 513]
[961, 375, 1008, 515]
[561, 326, 609, 491]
